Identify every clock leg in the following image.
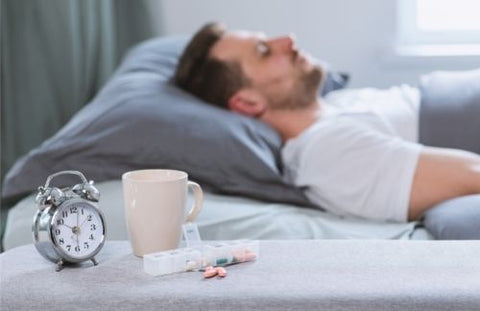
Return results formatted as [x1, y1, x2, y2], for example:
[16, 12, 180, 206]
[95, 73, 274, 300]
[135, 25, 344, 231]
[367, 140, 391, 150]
[91, 257, 98, 266]
[55, 259, 65, 272]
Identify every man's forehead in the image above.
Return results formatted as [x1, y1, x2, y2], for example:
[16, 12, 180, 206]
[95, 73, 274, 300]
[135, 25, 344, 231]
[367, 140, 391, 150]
[209, 30, 265, 61]
[228, 30, 266, 39]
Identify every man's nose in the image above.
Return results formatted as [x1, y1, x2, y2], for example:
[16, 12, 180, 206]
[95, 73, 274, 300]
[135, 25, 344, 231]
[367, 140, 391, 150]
[268, 35, 296, 54]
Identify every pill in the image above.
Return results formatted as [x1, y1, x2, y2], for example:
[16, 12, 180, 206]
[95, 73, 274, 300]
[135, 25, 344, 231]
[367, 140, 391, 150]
[216, 257, 229, 266]
[233, 253, 245, 263]
[205, 266, 215, 271]
[244, 252, 257, 261]
[216, 267, 227, 277]
[185, 260, 197, 271]
[203, 269, 218, 278]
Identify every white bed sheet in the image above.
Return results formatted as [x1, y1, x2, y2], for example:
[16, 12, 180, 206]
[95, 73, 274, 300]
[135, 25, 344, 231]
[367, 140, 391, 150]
[3, 180, 432, 250]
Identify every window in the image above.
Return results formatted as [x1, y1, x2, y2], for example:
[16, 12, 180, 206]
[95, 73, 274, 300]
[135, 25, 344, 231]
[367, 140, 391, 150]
[398, 0, 480, 46]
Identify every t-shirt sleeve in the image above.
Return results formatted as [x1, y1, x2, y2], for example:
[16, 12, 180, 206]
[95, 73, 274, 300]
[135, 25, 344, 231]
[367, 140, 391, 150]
[290, 119, 422, 222]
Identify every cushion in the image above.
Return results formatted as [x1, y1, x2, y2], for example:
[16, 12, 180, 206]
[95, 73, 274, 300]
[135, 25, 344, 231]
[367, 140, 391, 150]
[321, 68, 349, 96]
[3, 36, 347, 205]
[422, 195, 480, 240]
[419, 68, 480, 154]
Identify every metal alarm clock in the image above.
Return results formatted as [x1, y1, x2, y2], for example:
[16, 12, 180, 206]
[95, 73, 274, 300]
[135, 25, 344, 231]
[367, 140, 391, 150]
[33, 170, 106, 271]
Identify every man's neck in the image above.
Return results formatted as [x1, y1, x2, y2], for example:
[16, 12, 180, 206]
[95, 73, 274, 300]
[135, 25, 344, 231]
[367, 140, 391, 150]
[260, 98, 321, 142]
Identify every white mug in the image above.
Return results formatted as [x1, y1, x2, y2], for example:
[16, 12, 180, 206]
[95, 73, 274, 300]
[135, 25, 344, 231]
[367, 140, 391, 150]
[122, 169, 203, 257]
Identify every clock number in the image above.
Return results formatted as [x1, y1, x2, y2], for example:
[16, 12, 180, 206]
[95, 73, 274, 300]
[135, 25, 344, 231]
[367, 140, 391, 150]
[81, 209, 85, 215]
[66, 245, 71, 252]
[59, 238, 65, 245]
[90, 224, 96, 231]
[84, 242, 90, 249]
[89, 234, 95, 240]
[87, 215, 93, 221]
[75, 246, 81, 252]
[57, 219, 64, 226]
[55, 229, 61, 235]
[70, 207, 77, 214]
[62, 211, 68, 218]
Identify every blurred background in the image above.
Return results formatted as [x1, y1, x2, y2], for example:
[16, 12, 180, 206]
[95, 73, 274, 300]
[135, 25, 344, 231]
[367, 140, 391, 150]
[2, 0, 480, 187]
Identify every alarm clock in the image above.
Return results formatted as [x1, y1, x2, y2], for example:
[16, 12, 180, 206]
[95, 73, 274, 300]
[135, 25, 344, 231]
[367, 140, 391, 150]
[32, 170, 106, 271]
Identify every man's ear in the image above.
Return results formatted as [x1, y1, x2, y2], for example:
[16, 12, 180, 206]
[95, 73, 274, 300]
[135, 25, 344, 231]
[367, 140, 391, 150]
[228, 89, 267, 117]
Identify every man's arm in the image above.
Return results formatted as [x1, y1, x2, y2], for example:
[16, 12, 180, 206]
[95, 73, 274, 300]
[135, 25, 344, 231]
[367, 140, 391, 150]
[408, 147, 480, 220]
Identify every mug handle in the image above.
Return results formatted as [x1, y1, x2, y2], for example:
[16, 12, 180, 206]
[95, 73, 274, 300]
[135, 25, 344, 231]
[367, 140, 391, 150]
[186, 181, 203, 222]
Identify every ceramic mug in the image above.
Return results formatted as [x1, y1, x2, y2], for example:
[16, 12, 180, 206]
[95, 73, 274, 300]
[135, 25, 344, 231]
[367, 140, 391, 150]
[122, 169, 203, 257]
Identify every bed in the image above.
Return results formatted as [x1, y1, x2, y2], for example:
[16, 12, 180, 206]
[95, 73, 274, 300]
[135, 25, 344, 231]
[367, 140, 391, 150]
[2, 35, 480, 249]
[2, 33, 480, 310]
[3, 180, 433, 251]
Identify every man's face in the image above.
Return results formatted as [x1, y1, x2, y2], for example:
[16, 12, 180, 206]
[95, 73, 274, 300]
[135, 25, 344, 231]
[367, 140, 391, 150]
[209, 30, 324, 110]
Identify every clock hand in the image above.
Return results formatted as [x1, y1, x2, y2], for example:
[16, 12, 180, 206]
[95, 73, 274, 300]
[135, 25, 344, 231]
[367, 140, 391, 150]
[79, 217, 88, 228]
[76, 211, 81, 249]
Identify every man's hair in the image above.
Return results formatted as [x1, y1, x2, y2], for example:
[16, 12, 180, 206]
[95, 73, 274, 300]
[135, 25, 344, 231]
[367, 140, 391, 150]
[174, 22, 250, 108]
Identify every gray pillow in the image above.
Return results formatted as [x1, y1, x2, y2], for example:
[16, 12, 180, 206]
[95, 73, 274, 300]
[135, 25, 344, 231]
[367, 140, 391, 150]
[422, 195, 480, 240]
[3, 36, 318, 206]
[417, 68, 480, 239]
[419, 68, 480, 154]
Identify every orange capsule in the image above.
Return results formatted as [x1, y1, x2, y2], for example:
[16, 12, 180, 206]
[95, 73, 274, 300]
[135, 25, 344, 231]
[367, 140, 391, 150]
[216, 267, 227, 277]
[203, 268, 218, 278]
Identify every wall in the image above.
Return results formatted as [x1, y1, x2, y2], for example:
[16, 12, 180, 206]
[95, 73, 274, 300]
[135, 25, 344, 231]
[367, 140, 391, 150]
[158, 0, 479, 88]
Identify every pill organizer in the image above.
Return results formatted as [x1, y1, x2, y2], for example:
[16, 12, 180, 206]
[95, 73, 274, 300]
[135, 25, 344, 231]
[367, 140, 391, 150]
[143, 240, 260, 276]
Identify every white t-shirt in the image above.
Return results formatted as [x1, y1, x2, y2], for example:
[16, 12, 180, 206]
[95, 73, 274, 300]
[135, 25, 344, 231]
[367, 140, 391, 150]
[282, 85, 422, 222]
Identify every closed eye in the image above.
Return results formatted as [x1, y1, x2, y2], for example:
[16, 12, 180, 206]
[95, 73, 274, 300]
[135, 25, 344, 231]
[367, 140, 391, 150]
[256, 41, 271, 57]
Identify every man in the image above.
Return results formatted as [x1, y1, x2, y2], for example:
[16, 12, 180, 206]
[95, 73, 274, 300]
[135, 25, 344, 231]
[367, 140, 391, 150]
[174, 22, 480, 222]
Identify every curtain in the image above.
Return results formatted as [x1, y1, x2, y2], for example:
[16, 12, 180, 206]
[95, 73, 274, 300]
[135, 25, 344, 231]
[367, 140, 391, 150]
[1, 0, 162, 186]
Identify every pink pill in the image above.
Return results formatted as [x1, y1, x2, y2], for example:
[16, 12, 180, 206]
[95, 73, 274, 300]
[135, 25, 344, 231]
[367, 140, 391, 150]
[216, 267, 227, 277]
[244, 252, 257, 261]
[203, 269, 218, 278]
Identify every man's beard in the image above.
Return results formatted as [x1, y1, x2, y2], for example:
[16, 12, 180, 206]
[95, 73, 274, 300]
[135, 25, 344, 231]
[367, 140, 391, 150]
[267, 65, 324, 110]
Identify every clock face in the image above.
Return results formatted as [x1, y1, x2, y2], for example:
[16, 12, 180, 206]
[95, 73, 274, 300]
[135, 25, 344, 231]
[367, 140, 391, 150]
[51, 201, 105, 260]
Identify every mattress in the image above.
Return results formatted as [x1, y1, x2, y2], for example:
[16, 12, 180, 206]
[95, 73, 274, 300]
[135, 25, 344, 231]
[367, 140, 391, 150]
[3, 180, 432, 250]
